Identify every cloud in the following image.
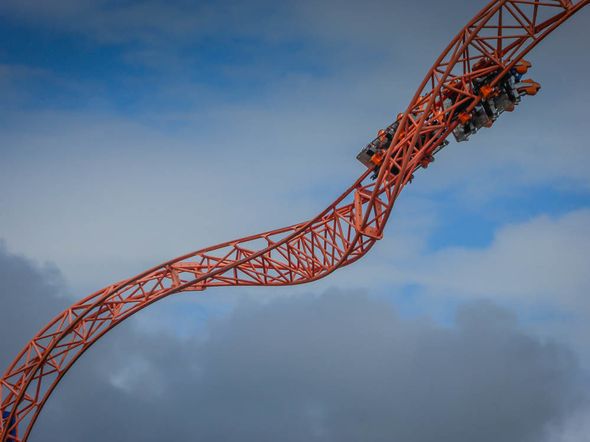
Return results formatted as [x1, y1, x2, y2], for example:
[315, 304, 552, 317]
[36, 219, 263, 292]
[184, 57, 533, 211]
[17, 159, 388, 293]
[28, 292, 588, 442]
[0, 0, 463, 48]
[403, 209, 590, 307]
[0, 1, 212, 43]
[333, 207, 590, 309]
[0, 245, 584, 441]
[546, 406, 590, 442]
[1, 3, 589, 440]
[311, 204, 590, 370]
[1, 1, 587, 297]
[0, 243, 68, 371]
[0, 54, 410, 294]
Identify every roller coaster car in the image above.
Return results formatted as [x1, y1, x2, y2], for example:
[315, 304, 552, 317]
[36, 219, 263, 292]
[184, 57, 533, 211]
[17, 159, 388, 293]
[357, 115, 449, 179]
[452, 104, 493, 142]
[452, 59, 539, 142]
[356, 121, 398, 169]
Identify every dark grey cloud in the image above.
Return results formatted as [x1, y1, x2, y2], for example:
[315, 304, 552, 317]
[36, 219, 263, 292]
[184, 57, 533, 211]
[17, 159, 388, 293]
[0, 242, 68, 371]
[1, 245, 584, 442]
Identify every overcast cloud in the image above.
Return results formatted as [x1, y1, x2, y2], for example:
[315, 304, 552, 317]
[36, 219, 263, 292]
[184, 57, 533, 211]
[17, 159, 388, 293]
[1, 1, 589, 441]
[0, 246, 586, 442]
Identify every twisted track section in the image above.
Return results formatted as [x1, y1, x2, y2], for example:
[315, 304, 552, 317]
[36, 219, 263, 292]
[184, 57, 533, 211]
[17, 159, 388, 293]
[2, 1, 588, 440]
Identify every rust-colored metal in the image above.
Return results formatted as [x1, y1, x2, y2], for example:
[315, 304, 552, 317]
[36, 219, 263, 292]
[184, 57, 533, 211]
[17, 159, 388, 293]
[1, 1, 588, 440]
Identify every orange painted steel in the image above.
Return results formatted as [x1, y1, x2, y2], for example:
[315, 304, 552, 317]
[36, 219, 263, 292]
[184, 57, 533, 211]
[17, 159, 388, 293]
[1, 1, 588, 440]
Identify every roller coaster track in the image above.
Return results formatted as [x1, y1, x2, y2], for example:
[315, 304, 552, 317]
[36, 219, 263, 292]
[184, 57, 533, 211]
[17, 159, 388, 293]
[2, 0, 588, 440]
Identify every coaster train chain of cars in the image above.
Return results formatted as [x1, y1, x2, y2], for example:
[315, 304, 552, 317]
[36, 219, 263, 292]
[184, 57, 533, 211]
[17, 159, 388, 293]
[1, 1, 588, 440]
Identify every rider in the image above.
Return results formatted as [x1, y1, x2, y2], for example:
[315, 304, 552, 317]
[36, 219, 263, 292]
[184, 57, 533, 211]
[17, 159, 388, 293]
[377, 129, 393, 150]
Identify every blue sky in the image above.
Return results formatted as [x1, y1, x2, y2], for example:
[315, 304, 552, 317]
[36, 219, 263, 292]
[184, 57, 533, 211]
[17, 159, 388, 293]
[1, 1, 590, 440]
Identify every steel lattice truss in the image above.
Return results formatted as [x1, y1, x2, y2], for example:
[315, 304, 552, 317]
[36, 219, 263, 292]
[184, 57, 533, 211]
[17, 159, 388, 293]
[1, 1, 588, 440]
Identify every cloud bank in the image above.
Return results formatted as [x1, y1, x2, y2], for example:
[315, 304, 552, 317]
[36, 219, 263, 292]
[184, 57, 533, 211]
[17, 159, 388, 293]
[0, 245, 586, 442]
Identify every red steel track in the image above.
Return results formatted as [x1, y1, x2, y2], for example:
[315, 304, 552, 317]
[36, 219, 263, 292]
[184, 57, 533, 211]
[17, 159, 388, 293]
[1, 1, 588, 440]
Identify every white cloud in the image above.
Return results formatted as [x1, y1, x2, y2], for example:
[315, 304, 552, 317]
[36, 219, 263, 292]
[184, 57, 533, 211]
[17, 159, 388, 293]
[0, 42, 418, 294]
[408, 210, 590, 307]
[331, 207, 590, 309]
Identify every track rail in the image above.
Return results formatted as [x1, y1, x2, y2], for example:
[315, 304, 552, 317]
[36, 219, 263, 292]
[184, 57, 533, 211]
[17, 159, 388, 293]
[2, 1, 588, 440]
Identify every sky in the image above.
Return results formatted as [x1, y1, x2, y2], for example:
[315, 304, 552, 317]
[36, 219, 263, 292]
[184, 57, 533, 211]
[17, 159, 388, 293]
[0, 0, 589, 441]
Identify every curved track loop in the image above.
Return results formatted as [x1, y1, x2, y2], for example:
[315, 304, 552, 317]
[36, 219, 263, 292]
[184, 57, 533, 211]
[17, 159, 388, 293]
[2, 1, 588, 440]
